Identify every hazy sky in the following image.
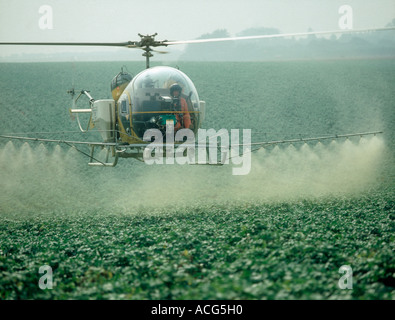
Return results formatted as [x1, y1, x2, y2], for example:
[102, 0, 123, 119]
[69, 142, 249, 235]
[0, 0, 394, 57]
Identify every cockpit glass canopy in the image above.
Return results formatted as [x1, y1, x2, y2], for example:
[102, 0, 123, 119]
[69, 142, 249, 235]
[131, 66, 199, 105]
[121, 66, 201, 138]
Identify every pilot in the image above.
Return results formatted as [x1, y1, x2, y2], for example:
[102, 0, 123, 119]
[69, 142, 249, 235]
[170, 83, 191, 130]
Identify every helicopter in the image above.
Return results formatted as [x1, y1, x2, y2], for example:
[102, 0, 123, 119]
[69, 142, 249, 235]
[0, 28, 392, 167]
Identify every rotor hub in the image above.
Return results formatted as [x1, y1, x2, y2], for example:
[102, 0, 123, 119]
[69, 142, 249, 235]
[136, 33, 168, 68]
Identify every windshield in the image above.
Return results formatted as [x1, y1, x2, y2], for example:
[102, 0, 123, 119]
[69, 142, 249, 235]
[119, 66, 202, 138]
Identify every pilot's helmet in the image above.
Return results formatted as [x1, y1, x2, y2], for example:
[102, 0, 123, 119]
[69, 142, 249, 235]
[170, 83, 182, 96]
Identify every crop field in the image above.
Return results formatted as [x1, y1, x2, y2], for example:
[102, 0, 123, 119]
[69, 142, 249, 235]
[0, 60, 394, 299]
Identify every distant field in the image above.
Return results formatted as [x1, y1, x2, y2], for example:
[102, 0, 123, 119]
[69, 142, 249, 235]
[0, 60, 394, 299]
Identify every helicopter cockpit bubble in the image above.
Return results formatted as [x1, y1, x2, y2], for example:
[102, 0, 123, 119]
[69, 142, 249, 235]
[127, 66, 202, 138]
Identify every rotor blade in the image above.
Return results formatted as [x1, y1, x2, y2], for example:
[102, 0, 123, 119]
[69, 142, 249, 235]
[152, 49, 169, 54]
[1, 27, 393, 49]
[164, 27, 395, 45]
[0, 41, 140, 48]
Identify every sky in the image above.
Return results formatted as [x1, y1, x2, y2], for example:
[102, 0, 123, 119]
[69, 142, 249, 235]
[0, 0, 394, 58]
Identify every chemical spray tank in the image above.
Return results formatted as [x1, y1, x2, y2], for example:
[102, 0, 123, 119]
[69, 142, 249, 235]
[91, 68, 133, 143]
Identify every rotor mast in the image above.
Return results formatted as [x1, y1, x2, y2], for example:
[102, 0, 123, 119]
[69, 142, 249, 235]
[137, 33, 167, 69]
[142, 48, 153, 69]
